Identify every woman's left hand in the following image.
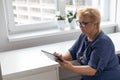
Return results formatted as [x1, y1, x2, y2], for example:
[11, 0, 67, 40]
[56, 58, 74, 71]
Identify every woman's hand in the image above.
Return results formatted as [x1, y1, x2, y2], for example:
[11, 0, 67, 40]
[53, 52, 62, 58]
[53, 52, 74, 71]
[53, 52, 63, 62]
[53, 52, 97, 76]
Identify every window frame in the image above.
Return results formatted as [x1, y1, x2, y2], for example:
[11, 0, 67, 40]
[5, 0, 58, 34]
[4, 0, 117, 35]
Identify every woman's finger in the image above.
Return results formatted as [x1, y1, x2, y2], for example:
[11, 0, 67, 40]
[53, 52, 62, 57]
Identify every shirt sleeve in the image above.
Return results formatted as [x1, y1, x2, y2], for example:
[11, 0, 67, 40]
[88, 38, 114, 73]
[69, 34, 85, 60]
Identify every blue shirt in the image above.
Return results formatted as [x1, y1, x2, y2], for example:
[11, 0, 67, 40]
[69, 31, 120, 80]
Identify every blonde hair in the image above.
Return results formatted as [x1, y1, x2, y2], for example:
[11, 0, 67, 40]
[77, 6, 101, 24]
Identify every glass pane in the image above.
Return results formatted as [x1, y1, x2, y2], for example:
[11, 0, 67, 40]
[12, 0, 57, 25]
[65, 0, 109, 21]
[66, 0, 85, 12]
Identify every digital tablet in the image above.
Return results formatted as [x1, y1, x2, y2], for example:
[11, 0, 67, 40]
[41, 50, 63, 62]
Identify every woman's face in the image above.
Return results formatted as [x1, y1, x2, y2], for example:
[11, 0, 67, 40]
[78, 17, 97, 35]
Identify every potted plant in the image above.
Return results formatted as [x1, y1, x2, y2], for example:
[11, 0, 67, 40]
[67, 11, 77, 29]
[56, 15, 65, 20]
[56, 15, 66, 30]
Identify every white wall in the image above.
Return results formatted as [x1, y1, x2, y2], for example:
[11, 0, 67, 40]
[0, 0, 117, 52]
[116, 0, 120, 31]
[0, 0, 9, 51]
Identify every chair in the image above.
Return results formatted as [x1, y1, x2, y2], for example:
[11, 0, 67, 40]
[117, 54, 120, 64]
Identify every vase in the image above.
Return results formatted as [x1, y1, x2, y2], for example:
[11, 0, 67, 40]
[57, 20, 66, 30]
[69, 19, 77, 29]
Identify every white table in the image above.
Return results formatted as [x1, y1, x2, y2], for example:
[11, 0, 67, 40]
[0, 47, 59, 80]
[0, 40, 74, 80]
[108, 32, 120, 54]
[0, 32, 120, 80]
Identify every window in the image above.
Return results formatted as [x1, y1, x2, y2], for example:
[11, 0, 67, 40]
[5, 0, 116, 35]
[65, 0, 110, 21]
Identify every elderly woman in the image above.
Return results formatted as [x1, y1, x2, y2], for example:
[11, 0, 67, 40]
[54, 7, 120, 80]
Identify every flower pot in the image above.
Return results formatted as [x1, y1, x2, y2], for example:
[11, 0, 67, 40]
[57, 20, 66, 30]
[69, 19, 77, 29]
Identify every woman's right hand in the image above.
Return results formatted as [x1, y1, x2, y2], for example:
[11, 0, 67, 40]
[53, 52, 62, 57]
[53, 52, 74, 71]
[54, 50, 73, 61]
[53, 52, 64, 62]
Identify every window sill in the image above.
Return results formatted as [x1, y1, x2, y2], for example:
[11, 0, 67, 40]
[8, 22, 117, 42]
[8, 28, 80, 42]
